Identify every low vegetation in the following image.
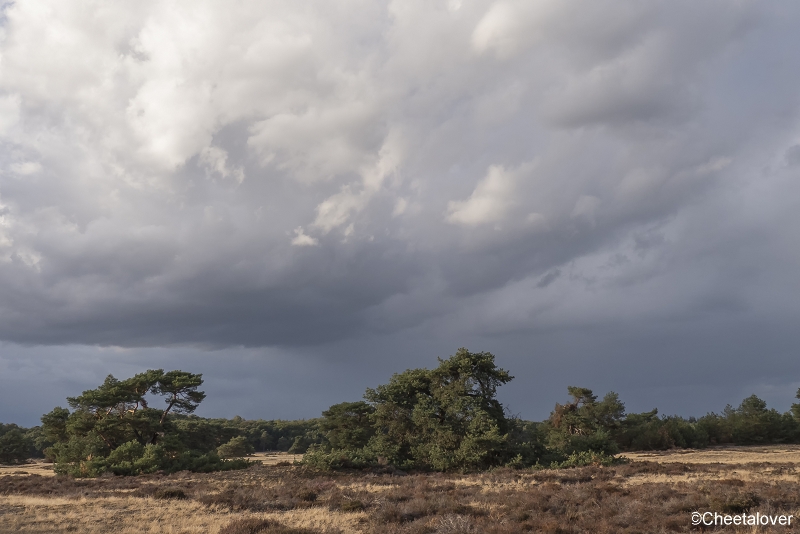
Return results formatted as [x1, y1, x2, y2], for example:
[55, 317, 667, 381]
[3, 454, 800, 533]
[4, 348, 800, 477]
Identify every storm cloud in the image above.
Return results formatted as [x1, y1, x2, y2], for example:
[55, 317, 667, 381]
[2, 1, 800, 425]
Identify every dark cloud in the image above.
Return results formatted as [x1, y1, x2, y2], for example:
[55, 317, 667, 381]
[2, 1, 800, 425]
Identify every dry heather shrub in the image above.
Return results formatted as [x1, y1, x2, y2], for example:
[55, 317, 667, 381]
[709, 490, 761, 514]
[219, 518, 321, 534]
[152, 486, 187, 499]
[435, 513, 474, 533]
[0, 473, 143, 497]
[6, 460, 800, 534]
[199, 486, 278, 511]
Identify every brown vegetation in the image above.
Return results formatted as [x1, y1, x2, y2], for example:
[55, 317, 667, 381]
[3, 449, 800, 533]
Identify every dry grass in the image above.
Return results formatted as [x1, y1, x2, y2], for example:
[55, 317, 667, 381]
[0, 461, 54, 478]
[3, 446, 800, 533]
[622, 444, 800, 464]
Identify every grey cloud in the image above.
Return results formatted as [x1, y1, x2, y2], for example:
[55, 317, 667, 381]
[2, 1, 800, 424]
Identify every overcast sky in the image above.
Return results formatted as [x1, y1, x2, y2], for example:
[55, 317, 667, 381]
[2, 1, 800, 426]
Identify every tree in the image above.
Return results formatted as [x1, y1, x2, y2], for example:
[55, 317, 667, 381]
[364, 348, 515, 471]
[320, 401, 375, 450]
[0, 424, 30, 464]
[726, 394, 795, 444]
[545, 386, 625, 455]
[152, 371, 206, 425]
[62, 369, 205, 447]
[40, 369, 242, 477]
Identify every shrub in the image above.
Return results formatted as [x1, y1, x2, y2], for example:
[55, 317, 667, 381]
[301, 445, 376, 470]
[219, 518, 319, 534]
[217, 436, 255, 459]
[339, 499, 365, 512]
[153, 487, 187, 500]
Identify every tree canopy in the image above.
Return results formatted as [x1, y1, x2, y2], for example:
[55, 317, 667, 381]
[41, 369, 245, 477]
[307, 348, 517, 471]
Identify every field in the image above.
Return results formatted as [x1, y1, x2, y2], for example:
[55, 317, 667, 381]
[3, 449, 800, 533]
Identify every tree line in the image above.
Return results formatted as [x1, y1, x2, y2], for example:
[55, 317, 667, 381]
[2, 348, 800, 475]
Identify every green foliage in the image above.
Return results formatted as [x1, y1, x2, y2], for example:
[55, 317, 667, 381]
[365, 348, 516, 471]
[614, 394, 799, 451]
[19, 350, 800, 477]
[0, 424, 31, 464]
[307, 348, 518, 472]
[217, 436, 254, 458]
[542, 387, 624, 456]
[320, 401, 375, 450]
[301, 444, 377, 470]
[614, 409, 711, 450]
[41, 369, 252, 477]
[723, 395, 797, 444]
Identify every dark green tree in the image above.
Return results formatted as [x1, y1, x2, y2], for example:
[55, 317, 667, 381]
[364, 348, 514, 471]
[320, 401, 376, 450]
[544, 386, 625, 455]
[40, 369, 246, 476]
[0, 424, 31, 464]
[725, 395, 795, 444]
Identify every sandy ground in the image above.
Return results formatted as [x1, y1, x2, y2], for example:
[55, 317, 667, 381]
[0, 462, 54, 477]
[0, 452, 302, 478]
[248, 452, 304, 465]
[622, 444, 800, 464]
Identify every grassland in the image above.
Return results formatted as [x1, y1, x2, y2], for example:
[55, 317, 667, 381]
[3, 449, 800, 533]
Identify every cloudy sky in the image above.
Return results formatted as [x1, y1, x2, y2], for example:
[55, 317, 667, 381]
[2, 1, 800, 426]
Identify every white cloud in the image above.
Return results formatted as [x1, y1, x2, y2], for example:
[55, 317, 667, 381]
[472, 2, 528, 59]
[199, 146, 244, 184]
[446, 165, 519, 226]
[9, 162, 41, 175]
[312, 128, 406, 233]
[291, 227, 318, 247]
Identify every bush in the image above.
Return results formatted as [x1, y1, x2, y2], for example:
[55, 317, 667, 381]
[153, 487, 187, 500]
[301, 445, 376, 470]
[217, 436, 254, 459]
[219, 518, 319, 534]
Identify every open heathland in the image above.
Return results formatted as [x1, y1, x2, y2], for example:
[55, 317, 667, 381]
[3, 449, 800, 533]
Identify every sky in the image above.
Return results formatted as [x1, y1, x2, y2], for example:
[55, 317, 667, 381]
[2, 1, 800, 426]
